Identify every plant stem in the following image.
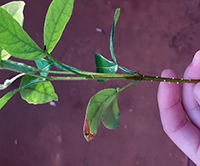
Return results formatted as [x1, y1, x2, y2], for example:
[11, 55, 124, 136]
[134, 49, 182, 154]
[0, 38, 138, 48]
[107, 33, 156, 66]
[117, 80, 140, 93]
[47, 73, 141, 81]
[141, 75, 200, 83]
[1, 59, 200, 83]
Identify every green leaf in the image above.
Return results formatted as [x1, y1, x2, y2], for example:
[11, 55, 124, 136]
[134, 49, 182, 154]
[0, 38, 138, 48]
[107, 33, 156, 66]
[95, 53, 118, 82]
[118, 66, 136, 75]
[35, 59, 53, 77]
[83, 88, 120, 141]
[0, 60, 37, 74]
[0, 7, 46, 60]
[102, 96, 120, 129]
[95, 53, 118, 74]
[0, 89, 19, 110]
[0, 47, 10, 61]
[110, 8, 120, 63]
[48, 53, 86, 76]
[44, 0, 74, 53]
[1, 1, 25, 26]
[20, 75, 58, 104]
[0, 1, 25, 60]
[54, 61, 81, 73]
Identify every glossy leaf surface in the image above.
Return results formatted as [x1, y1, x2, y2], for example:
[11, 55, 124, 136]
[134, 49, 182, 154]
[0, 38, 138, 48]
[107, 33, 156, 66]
[44, 0, 74, 53]
[110, 8, 120, 63]
[20, 75, 58, 104]
[95, 53, 118, 74]
[0, 7, 46, 60]
[0, 1, 25, 60]
[35, 59, 53, 77]
[84, 88, 119, 141]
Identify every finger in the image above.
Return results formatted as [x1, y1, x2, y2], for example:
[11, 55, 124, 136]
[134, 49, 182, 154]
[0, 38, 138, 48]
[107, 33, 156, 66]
[158, 69, 185, 134]
[183, 51, 200, 128]
[158, 69, 200, 165]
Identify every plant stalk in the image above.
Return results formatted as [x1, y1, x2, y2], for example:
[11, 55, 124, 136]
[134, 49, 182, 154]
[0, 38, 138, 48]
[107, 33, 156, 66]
[141, 75, 200, 83]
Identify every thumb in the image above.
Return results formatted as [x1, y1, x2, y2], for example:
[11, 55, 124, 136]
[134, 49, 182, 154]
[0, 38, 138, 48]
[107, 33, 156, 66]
[193, 82, 200, 105]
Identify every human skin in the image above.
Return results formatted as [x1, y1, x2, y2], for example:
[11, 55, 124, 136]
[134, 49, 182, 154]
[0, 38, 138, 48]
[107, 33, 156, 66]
[157, 51, 200, 166]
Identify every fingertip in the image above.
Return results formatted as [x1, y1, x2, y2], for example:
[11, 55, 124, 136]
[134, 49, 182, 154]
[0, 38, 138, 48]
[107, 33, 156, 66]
[191, 50, 200, 66]
[158, 69, 179, 110]
[161, 69, 178, 78]
[184, 50, 200, 79]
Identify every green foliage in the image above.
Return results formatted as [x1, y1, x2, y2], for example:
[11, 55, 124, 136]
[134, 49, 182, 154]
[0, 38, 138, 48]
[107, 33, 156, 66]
[20, 75, 58, 104]
[44, 0, 74, 53]
[95, 53, 118, 74]
[0, 60, 38, 73]
[95, 53, 118, 82]
[84, 88, 119, 141]
[0, 6, 46, 60]
[118, 66, 136, 74]
[35, 59, 53, 77]
[0, 1, 142, 142]
[0, 47, 10, 61]
[0, 89, 19, 109]
[110, 8, 120, 64]
[1, 1, 25, 26]
[0, 1, 25, 60]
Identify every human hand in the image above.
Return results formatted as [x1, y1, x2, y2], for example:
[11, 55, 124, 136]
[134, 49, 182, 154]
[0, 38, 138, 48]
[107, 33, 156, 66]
[157, 51, 200, 166]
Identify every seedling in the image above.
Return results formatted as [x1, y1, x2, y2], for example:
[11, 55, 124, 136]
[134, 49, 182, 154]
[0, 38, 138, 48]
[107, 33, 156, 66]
[0, 0, 199, 141]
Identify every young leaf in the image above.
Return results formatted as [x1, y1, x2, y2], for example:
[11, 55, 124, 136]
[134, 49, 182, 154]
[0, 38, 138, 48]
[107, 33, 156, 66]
[35, 59, 53, 77]
[118, 66, 136, 75]
[0, 60, 38, 74]
[48, 53, 86, 76]
[1, 1, 25, 26]
[54, 61, 81, 73]
[0, 7, 46, 60]
[0, 47, 10, 61]
[83, 88, 119, 141]
[0, 1, 25, 60]
[20, 75, 58, 104]
[95, 53, 118, 74]
[110, 8, 120, 64]
[44, 0, 74, 53]
[0, 89, 19, 110]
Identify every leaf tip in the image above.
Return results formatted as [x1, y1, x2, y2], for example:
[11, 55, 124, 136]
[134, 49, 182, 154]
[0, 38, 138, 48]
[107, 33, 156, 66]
[83, 117, 95, 142]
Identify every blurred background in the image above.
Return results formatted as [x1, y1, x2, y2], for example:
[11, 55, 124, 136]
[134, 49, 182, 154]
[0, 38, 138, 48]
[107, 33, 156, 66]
[0, 0, 200, 165]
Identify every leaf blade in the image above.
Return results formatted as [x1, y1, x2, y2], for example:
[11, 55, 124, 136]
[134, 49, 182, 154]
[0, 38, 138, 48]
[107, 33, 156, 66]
[0, 1, 25, 60]
[83, 88, 119, 141]
[110, 8, 120, 63]
[1, 1, 25, 26]
[102, 96, 120, 129]
[44, 0, 74, 53]
[35, 59, 53, 77]
[0, 89, 19, 110]
[95, 53, 118, 74]
[0, 7, 46, 60]
[20, 75, 58, 104]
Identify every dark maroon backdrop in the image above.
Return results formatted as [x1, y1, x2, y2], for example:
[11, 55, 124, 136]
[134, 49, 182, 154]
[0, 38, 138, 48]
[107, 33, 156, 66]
[1, 0, 200, 165]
